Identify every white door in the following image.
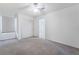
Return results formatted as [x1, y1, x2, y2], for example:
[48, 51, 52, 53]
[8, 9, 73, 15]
[39, 18, 45, 39]
[0, 16, 16, 40]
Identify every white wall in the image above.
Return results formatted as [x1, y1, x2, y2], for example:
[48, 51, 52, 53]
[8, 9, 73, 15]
[33, 17, 39, 37]
[17, 14, 33, 39]
[44, 5, 79, 48]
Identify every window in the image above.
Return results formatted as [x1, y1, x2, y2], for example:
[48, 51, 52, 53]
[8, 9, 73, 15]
[2, 16, 15, 33]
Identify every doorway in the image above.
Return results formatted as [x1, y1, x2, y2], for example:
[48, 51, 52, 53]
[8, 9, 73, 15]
[39, 17, 45, 39]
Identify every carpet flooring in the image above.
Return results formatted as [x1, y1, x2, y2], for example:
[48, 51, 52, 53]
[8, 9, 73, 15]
[0, 38, 79, 55]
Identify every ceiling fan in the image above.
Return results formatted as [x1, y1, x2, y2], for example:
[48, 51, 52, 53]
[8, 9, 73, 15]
[18, 3, 46, 12]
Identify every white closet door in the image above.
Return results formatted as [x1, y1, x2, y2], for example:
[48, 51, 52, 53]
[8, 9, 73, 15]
[39, 18, 45, 39]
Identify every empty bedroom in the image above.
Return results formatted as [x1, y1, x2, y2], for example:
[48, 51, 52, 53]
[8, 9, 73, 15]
[0, 3, 79, 55]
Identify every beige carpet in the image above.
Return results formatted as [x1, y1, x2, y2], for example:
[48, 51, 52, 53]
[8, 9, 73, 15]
[0, 38, 79, 55]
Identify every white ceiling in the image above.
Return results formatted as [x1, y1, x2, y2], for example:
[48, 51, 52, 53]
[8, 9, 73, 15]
[0, 3, 78, 17]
